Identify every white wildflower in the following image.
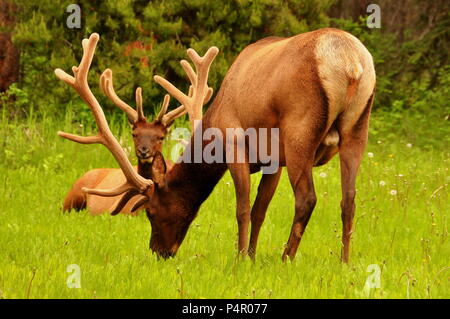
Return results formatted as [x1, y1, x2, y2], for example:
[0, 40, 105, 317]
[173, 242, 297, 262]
[406, 143, 412, 148]
[390, 189, 397, 196]
[319, 172, 327, 178]
[379, 181, 386, 186]
[367, 152, 374, 158]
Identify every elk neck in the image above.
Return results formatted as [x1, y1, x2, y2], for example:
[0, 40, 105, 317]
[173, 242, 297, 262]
[137, 160, 154, 180]
[164, 115, 228, 216]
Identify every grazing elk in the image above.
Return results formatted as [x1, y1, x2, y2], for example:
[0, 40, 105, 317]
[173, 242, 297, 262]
[56, 29, 375, 262]
[62, 69, 213, 215]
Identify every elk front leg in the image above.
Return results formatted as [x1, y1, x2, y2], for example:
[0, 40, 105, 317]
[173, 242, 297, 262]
[248, 168, 282, 259]
[228, 162, 251, 255]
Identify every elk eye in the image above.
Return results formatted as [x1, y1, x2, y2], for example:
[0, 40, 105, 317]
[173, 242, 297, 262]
[132, 134, 137, 138]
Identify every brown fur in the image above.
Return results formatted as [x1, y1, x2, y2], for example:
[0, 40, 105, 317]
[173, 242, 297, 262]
[67, 29, 375, 262]
[123, 28, 376, 261]
[62, 119, 171, 214]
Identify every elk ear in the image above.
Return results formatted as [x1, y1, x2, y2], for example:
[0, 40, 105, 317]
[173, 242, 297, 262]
[151, 151, 166, 187]
[131, 195, 150, 213]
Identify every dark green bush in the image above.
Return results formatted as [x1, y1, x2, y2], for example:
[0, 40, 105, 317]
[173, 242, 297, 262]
[9, 0, 332, 117]
[4, 0, 449, 125]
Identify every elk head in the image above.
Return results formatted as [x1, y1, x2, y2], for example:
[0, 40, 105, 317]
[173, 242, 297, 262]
[55, 33, 218, 258]
[99, 69, 187, 172]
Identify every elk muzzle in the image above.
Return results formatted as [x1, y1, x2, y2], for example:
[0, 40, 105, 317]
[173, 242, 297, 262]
[150, 243, 179, 260]
[137, 146, 155, 163]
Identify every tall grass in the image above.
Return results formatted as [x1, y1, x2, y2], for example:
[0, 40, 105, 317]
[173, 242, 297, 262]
[0, 104, 448, 298]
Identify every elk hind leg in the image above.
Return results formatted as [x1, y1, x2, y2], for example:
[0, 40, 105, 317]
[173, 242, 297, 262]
[338, 95, 373, 263]
[63, 182, 87, 212]
[62, 169, 107, 212]
[282, 127, 318, 261]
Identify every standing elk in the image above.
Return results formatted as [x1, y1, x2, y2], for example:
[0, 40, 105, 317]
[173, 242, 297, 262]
[56, 29, 375, 262]
[62, 67, 214, 215]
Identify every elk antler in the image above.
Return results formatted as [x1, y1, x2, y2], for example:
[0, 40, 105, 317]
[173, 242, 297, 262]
[100, 68, 145, 123]
[154, 46, 219, 131]
[101, 68, 188, 126]
[155, 94, 189, 126]
[156, 94, 171, 122]
[55, 33, 153, 197]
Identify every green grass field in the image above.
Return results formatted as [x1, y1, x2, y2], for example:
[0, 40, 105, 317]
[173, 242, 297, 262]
[0, 105, 448, 299]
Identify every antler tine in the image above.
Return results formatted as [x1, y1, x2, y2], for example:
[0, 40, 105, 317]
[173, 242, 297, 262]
[161, 106, 188, 126]
[154, 46, 219, 131]
[55, 33, 153, 196]
[100, 68, 138, 123]
[135, 87, 146, 121]
[204, 87, 213, 104]
[156, 94, 171, 122]
[159, 85, 196, 125]
[185, 47, 218, 123]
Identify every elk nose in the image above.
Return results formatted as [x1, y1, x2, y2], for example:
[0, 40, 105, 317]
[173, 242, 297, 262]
[138, 146, 150, 157]
[158, 251, 175, 259]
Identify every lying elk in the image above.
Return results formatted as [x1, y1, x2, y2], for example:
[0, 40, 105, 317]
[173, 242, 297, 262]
[63, 69, 214, 215]
[56, 29, 375, 262]
[62, 86, 180, 214]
